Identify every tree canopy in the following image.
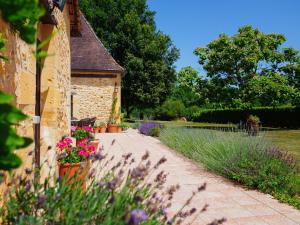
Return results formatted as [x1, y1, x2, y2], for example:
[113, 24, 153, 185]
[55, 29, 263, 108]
[80, 0, 179, 114]
[194, 25, 300, 107]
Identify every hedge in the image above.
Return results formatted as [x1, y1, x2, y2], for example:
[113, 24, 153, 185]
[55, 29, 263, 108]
[191, 107, 300, 128]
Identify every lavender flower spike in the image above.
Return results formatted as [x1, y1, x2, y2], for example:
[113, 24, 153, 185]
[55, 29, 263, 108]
[128, 209, 148, 225]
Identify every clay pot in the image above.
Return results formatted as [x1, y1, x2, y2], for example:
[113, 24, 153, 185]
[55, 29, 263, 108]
[93, 127, 100, 133]
[58, 161, 90, 189]
[107, 124, 118, 133]
[90, 139, 100, 150]
[99, 126, 107, 133]
[117, 127, 122, 133]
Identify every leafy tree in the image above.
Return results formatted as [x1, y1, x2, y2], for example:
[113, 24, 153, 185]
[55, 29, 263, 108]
[80, 0, 179, 115]
[242, 73, 296, 107]
[194, 26, 300, 106]
[172, 66, 202, 106]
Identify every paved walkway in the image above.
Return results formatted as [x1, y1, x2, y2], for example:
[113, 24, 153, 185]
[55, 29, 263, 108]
[96, 129, 300, 225]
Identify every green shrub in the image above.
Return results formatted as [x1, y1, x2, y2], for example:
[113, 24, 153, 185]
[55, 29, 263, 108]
[149, 126, 161, 137]
[155, 100, 185, 120]
[160, 127, 300, 209]
[191, 106, 300, 128]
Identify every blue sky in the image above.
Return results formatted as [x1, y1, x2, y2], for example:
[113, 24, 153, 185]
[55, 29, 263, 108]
[147, 0, 300, 72]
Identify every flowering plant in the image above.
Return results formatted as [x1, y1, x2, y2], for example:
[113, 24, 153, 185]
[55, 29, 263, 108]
[72, 126, 93, 140]
[56, 137, 96, 164]
[139, 122, 164, 136]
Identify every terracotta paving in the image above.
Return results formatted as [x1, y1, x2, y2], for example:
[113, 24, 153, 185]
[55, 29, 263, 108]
[95, 129, 300, 225]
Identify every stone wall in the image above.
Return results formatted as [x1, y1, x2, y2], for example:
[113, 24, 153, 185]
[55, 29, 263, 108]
[0, 6, 71, 180]
[71, 74, 121, 123]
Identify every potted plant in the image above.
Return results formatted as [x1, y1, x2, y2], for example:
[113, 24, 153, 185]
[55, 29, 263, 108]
[118, 122, 129, 132]
[56, 137, 96, 189]
[246, 115, 260, 136]
[72, 126, 93, 146]
[107, 96, 119, 133]
[94, 120, 107, 133]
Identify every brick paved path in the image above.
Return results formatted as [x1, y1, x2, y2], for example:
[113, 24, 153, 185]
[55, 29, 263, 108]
[96, 129, 300, 225]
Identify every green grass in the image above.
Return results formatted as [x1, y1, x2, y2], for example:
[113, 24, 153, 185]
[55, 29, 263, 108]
[265, 129, 300, 161]
[160, 127, 300, 209]
[128, 119, 300, 161]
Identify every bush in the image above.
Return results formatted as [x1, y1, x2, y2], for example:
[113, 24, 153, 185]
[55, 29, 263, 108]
[160, 128, 300, 209]
[149, 126, 161, 137]
[155, 100, 185, 120]
[191, 106, 300, 128]
[139, 122, 164, 136]
[0, 150, 212, 224]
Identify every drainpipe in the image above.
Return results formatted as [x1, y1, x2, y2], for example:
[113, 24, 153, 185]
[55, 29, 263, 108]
[34, 40, 41, 169]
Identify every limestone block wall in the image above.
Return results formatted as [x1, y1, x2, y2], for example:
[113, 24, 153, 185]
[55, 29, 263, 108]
[0, 6, 71, 180]
[71, 74, 121, 123]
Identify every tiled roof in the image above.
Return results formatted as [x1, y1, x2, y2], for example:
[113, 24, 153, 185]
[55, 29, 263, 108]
[71, 14, 124, 73]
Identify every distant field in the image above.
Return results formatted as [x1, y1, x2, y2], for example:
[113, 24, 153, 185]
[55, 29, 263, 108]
[127, 120, 300, 161]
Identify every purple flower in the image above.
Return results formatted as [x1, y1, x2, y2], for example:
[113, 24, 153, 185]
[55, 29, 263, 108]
[128, 209, 148, 225]
[139, 122, 164, 136]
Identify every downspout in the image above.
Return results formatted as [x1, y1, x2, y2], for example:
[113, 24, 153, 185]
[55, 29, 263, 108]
[34, 39, 41, 169]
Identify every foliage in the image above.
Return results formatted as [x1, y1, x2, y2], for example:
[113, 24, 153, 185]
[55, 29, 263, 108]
[160, 127, 300, 209]
[108, 95, 118, 125]
[56, 137, 95, 164]
[80, 0, 179, 114]
[118, 122, 130, 130]
[191, 106, 300, 128]
[0, 150, 213, 225]
[242, 73, 297, 107]
[0, 33, 7, 60]
[149, 126, 161, 137]
[155, 99, 185, 120]
[139, 122, 164, 136]
[193, 25, 300, 107]
[0, 0, 44, 44]
[72, 126, 93, 140]
[94, 120, 107, 128]
[0, 92, 33, 171]
[172, 67, 204, 107]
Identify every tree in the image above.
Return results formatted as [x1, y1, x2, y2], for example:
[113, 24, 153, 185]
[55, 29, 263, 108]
[194, 25, 300, 106]
[172, 66, 201, 106]
[80, 0, 179, 115]
[242, 72, 296, 107]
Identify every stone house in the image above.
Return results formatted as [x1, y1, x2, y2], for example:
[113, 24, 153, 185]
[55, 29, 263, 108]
[71, 15, 124, 123]
[0, 0, 81, 179]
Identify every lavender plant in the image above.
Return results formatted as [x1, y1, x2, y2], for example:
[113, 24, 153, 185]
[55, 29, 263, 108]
[160, 127, 300, 209]
[0, 146, 225, 225]
[139, 122, 164, 137]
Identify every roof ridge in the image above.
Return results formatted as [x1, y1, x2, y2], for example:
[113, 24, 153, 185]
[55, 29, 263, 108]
[80, 14, 124, 71]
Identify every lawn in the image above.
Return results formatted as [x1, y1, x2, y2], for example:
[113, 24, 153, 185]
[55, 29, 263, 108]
[128, 120, 300, 161]
[264, 129, 300, 160]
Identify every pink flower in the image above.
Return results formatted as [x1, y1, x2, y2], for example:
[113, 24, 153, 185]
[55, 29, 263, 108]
[71, 126, 77, 132]
[83, 126, 92, 132]
[56, 137, 73, 151]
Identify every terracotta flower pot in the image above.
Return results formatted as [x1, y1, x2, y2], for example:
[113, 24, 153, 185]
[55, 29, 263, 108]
[117, 127, 122, 133]
[58, 161, 90, 189]
[90, 139, 100, 150]
[107, 124, 118, 133]
[99, 126, 107, 133]
[93, 127, 100, 133]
